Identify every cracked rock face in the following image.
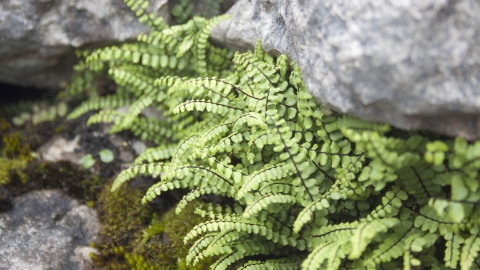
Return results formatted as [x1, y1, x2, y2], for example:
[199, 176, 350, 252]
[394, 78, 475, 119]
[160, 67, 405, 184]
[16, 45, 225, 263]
[0, 190, 100, 270]
[0, 0, 169, 89]
[211, 0, 480, 139]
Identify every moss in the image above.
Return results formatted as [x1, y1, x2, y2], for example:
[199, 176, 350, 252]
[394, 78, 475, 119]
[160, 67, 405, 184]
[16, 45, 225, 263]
[142, 201, 214, 270]
[0, 157, 27, 186]
[91, 181, 214, 269]
[1, 130, 32, 162]
[0, 160, 103, 213]
[0, 112, 76, 159]
[0, 119, 11, 135]
[91, 182, 154, 269]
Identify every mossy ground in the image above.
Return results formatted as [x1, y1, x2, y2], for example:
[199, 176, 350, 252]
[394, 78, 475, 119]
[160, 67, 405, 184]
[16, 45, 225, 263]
[0, 115, 216, 269]
[0, 116, 103, 211]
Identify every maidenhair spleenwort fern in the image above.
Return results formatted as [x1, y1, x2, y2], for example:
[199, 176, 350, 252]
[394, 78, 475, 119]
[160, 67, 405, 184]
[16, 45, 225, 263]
[67, 0, 480, 269]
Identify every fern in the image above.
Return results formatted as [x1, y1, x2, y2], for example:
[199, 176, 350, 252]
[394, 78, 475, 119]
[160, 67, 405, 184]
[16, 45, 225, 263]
[66, 1, 480, 268]
[461, 229, 480, 270]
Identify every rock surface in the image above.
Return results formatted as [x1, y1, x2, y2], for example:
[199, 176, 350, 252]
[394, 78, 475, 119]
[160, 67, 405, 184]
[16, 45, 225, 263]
[0, 190, 100, 270]
[0, 0, 169, 90]
[211, 0, 480, 139]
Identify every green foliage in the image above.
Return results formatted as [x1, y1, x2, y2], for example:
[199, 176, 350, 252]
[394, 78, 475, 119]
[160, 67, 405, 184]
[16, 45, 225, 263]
[80, 154, 96, 169]
[66, 4, 233, 155]
[68, 0, 480, 269]
[171, 0, 195, 24]
[99, 149, 115, 163]
[171, 0, 226, 24]
[1, 100, 69, 127]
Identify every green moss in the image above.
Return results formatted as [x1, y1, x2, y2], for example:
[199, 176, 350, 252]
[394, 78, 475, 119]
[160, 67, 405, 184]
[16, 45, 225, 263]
[0, 159, 103, 211]
[0, 157, 27, 186]
[91, 181, 214, 269]
[1, 126, 32, 162]
[146, 201, 214, 270]
[91, 182, 153, 269]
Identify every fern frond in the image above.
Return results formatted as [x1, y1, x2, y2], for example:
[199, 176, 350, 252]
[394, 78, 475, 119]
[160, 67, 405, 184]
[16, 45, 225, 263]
[243, 194, 296, 219]
[186, 233, 218, 265]
[413, 206, 475, 236]
[293, 195, 331, 234]
[86, 109, 124, 126]
[134, 144, 177, 164]
[194, 14, 231, 76]
[110, 95, 153, 132]
[238, 162, 292, 199]
[460, 229, 480, 270]
[444, 232, 464, 269]
[301, 242, 334, 270]
[111, 163, 169, 191]
[171, 135, 198, 165]
[173, 99, 244, 116]
[367, 185, 409, 220]
[210, 251, 245, 270]
[67, 94, 134, 119]
[129, 117, 177, 143]
[176, 186, 231, 214]
[143, 165, 234, 202]
[362, 225, 415, 268]
[184, 218, 296, 247]
[348, 218, 399, 260]
[124, 0, 167, 31]
[108, 67, 162, 98]
[142, 176, 198, 203]
[239, 257, 303, 270]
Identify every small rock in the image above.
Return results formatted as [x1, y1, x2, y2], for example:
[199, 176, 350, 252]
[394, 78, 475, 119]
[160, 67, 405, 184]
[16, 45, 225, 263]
[38, 135, 83, 164]
[120, 151, 134, 163]
[109, 134, 124, 149]
[72, 246, 99, 270]
[0, 190, 100, 270]
[132, 141, 147, 155]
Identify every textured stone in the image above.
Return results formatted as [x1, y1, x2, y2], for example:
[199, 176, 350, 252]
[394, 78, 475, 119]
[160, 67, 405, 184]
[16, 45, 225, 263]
[211, 0, 480, 139]
[0, 0, 169, 89]
[0, 190, 100, 270]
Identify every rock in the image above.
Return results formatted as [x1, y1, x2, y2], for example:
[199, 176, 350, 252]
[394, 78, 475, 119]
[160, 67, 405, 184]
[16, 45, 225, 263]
[119, 151, 134, 163]
[72, 246, 100, 270]
[38, 135, 84, 164]
[211, 0, 480, 139]
[0, 190, 100, 270]
[132, 141, 147, 155]
[0, 0, 169, 90]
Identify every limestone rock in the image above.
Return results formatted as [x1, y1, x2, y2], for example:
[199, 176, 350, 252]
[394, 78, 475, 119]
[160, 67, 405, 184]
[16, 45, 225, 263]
[38, 135, 83, 165]
[211, 0, 480, 139]
[0, 190, 100, 270]
[0, 0, 169, 90]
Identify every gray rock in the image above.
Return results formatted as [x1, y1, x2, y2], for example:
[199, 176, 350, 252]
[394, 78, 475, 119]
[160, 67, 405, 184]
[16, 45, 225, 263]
[132, 140, 147, 155]
[0, 0, 169, 90]
[0, 190, 100, 270]
[211, 0, 480, 139]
